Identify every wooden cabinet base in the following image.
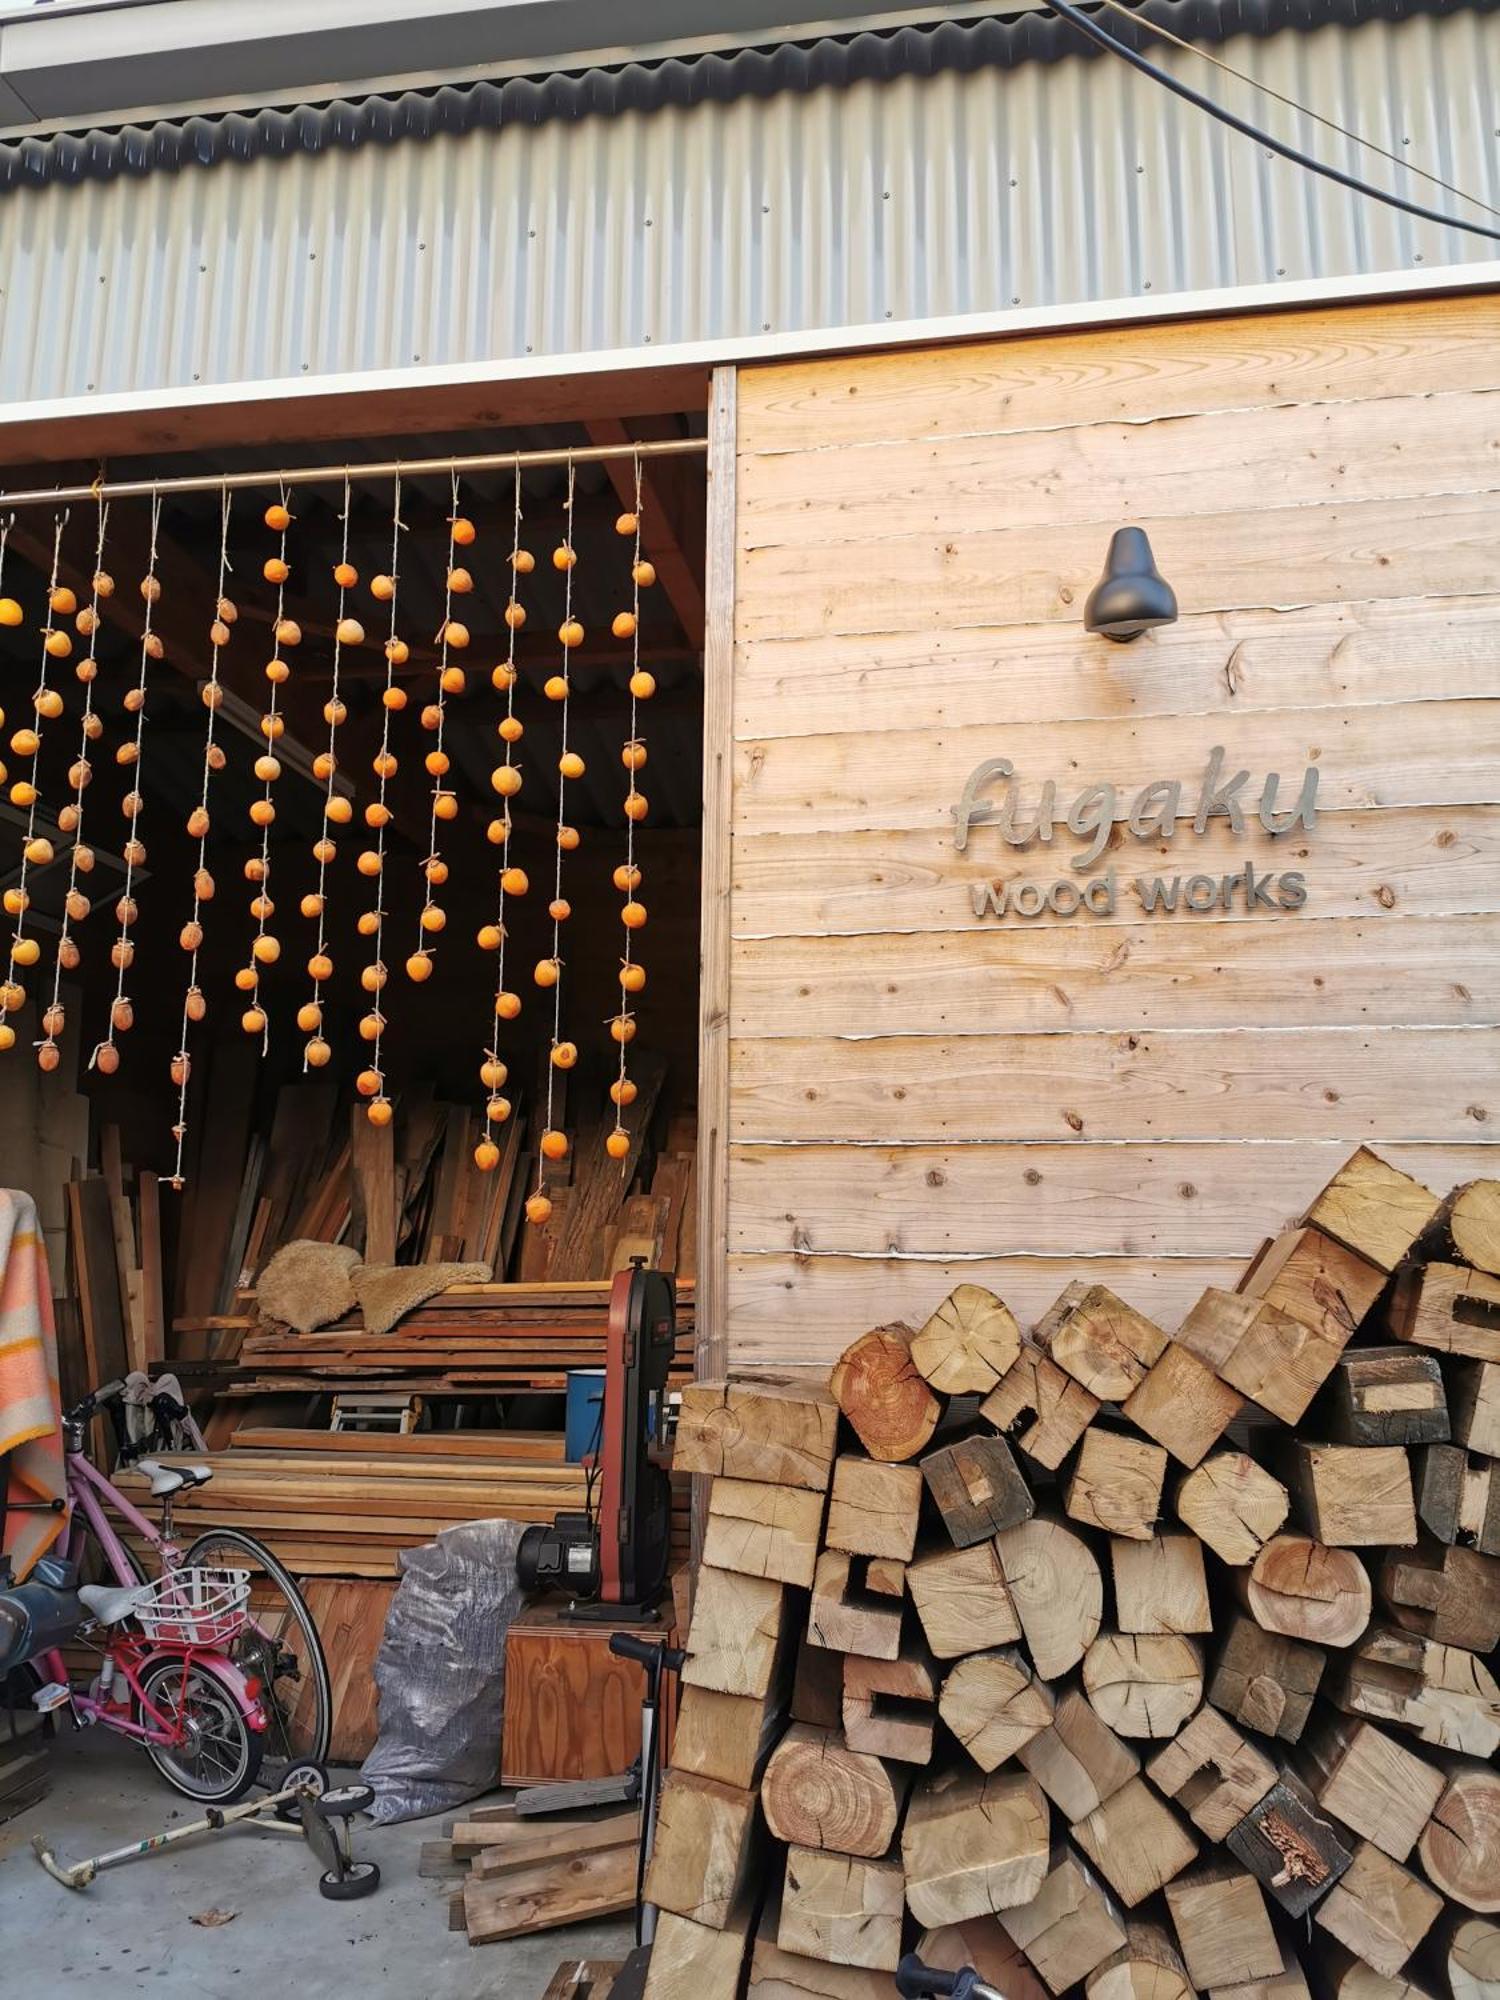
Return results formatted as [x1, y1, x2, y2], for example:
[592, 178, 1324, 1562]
[502, 1602, 677, 1785]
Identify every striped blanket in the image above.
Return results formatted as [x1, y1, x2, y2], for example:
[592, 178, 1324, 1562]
[0, 1189, 65, 1580]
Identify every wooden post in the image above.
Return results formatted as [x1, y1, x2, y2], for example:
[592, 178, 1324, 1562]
[1330, 1627, 1500, 1758]
[1175, 1451, 1290, 1565]
[1386, 1261, 1500, 1362]
[1449, 1358, 1500, 1457]
[1415, 1442, 1500, 1555]
[1032, 1284, 1167, 1401]
[702, 1477, 825, 1587]
[1296, 1714, 1445, 1863]
[674, 1377, 838, 1491]
[1326, 1347, 1450, 1448]
[1313, 1839, 1444, 1981]
[1164, 1864, 1283, 1991]
[647, 1903, 758, 2000]
[1144, 1705, 1277, 1841]
[902, 1768, 1051, 1924]
[644, 1769, 761, 1927]
[672, 1681, 789, 1793]
[1418, 1761, 1500, 1914]
[1223, 1774, 1355, 1917]
[778, 1848, 905, 1973]
[920, 1432, 1035, 1545]
[1428, 1177, 1500, 1276]
[994, 1515, 1104, 1679]
[1207, 1614, 1325, 1742]
[1242, 1533, 1373, 1648]
[1122, 1342, 1243, 1467]
[1110, 1535, 1211, 1636]
[749, 1904, 898, 2000]
[842, 1641, 938, 1766]
[693, 364, 737, 1419]
[761, 1724, 909, 1859]
[683, 1565, 789, 1698]
[1017, 1686, 1138, 1823]
[1070, 1777, 1198, 1908]
[1303, 1147, 1442, 1271]
[841, 1653, 936, 1765]
[999, 1844, 1128, 1995]
[1378, 1539, 1500, 1653]
[824, 1456, 922, 1562]
[1081, 1633, 1203, 1740]
[911, 1284, 1021, 1395]
[980, 1340, 1098, 1472]
[1084, 1921, 1194, 2000]
[829, 1324, 941, 1463]
[1177, 1284, 1347, 1425]
[807, 1550, 904, 1660]
[907, 1539, 1022, 1660]
[1286, 1443, 1418, 1548]
[1065, 1430, 1167, 1541]
[938, 1648, 1054, 1771]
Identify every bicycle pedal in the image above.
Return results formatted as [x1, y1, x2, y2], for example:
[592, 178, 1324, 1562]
[32, 1682, 73, 1713]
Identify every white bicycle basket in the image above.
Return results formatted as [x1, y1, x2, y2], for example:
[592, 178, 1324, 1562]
[134, 1567, 251, 1646]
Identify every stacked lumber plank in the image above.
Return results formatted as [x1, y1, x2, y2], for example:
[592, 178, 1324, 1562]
[122, 1436, 692, 1578]
[175, 1279, 698, 1400]
[643, 1152, 1500, 2000]
[422, 1804, 642, 1945]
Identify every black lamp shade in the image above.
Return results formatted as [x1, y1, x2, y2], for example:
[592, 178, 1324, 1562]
[1083, 526, 1178, 641]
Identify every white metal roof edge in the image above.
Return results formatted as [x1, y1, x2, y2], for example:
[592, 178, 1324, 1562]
[3, 257, 1496, 447]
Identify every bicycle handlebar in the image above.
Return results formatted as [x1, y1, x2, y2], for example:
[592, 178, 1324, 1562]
[64, 1378, 126, 1424]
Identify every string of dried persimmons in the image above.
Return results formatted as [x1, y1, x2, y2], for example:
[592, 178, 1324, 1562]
[526, 458, 586, 1228]
[299, 476, 361, 1070]
[0, 514, 68, 1053]
[474, 461, 530, 1173]
[38, 493, 111, 1073]
[406, 472, 470, 1004]
[168, 486, 235, 1188]
[606, 459, 657, 1158]
[241, 488, 299, 1046]
[355, 474, 406, 1126]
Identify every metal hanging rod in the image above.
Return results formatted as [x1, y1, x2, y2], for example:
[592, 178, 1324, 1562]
[0, 436, 710, 511]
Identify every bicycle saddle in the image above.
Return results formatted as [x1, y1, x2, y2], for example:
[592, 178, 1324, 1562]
[78, 1581, 153, 1626]
[135, 1458, 214, 1495]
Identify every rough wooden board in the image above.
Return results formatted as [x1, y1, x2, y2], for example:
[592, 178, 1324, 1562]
[682, 1565, 788, 1698]
[1297, 1715, 1445, 1864]
[702, 1477, 824, 1588]
[1065, 1430, 1167, 1542]
[1313, 1840, 1444, 1982]
[1175, 1451, 1290, 1566]
[1286, 1444, 1418, 1548]
[1016, 1688, 1139, 1825]
[980, 1340, 1098, 1471]
[644, 1770, 760, 1929]
[1145, 1705, 1276, 1843]
[1330, 1627, 1500, 1758]
[1177, 1284, 1348, 1427]
[462, 1843, 638, 1944]
[825, 1456, 923, 1562]
[1110, 1535, 1211, 1636]
[1071, 1777, 1198, 1909]
[907, 1540, 1021, 1660]
[1164, 1865, 1282, 1992]
[901, 1767, 1050, 1926]
[778, 1848, 904, 1972]
[1386, 1261, 1500, 1363]
[1123, 1342, 1243, 1468]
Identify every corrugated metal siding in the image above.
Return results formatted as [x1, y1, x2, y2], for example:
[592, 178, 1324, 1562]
[1, 10, 1496, 405]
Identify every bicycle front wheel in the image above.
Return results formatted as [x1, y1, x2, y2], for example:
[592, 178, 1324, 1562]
[183, 1529, 333, 1780]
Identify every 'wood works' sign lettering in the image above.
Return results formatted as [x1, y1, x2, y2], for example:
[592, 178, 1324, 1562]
[952, 747, 1318, 921]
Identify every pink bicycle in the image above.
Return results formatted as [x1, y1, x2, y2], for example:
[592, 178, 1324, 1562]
[27, 1379, 332, 1802]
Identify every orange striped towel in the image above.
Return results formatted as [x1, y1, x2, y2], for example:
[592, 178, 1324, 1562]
[0, 1189, 65, 1580]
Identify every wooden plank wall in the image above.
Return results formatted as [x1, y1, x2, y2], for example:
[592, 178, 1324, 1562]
[723, 294, 1500, 1367]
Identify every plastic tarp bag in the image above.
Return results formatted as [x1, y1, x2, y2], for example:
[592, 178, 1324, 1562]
[361, 1516, 524, 1824]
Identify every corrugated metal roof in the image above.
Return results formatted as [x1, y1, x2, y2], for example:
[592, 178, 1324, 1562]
[0, 0, 1488, 190]
[0, 5, 1495, 407]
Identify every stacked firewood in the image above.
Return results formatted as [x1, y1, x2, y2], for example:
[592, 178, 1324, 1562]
[643, 1149, 1500, 2000]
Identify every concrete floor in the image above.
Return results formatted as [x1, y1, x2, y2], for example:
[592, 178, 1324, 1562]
[0, 1727, 635, 2000]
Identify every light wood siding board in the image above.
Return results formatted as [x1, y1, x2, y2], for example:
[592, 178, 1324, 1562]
[729, 1028, 1496, 1145]
[737, 391, 1500, 547]
[728, 1144, 1500, 1259]
[725, 296, 1500, 1368]
[732, 595, 1500, 741]
[735, 303, 1500, 452]
[729, 915, 1500, 1036]
[730, 807, 1500, 938]
[732, 700, 1500, 837]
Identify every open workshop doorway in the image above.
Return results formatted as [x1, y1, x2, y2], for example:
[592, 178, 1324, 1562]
[0, 399, 710, 1428]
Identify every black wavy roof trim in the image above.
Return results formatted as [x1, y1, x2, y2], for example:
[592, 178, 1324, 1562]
[0, 0, 1484, 193]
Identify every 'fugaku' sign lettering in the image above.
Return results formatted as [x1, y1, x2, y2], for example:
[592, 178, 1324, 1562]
[951, 746, 1318, 921]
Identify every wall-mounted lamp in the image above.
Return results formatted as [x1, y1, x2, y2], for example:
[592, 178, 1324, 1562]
[1083, 526, 1178, 642]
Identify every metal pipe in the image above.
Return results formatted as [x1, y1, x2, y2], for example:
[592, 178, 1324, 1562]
[0, 436, 709, 512]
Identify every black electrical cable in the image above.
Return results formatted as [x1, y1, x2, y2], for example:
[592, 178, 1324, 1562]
[1043, 0, 1500, 244]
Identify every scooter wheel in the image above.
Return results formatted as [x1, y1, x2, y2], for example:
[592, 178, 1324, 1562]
[310, 1783, 375, 1818]
[276, 1759, 330, 1821]
[319, 1860, 381, 1900]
